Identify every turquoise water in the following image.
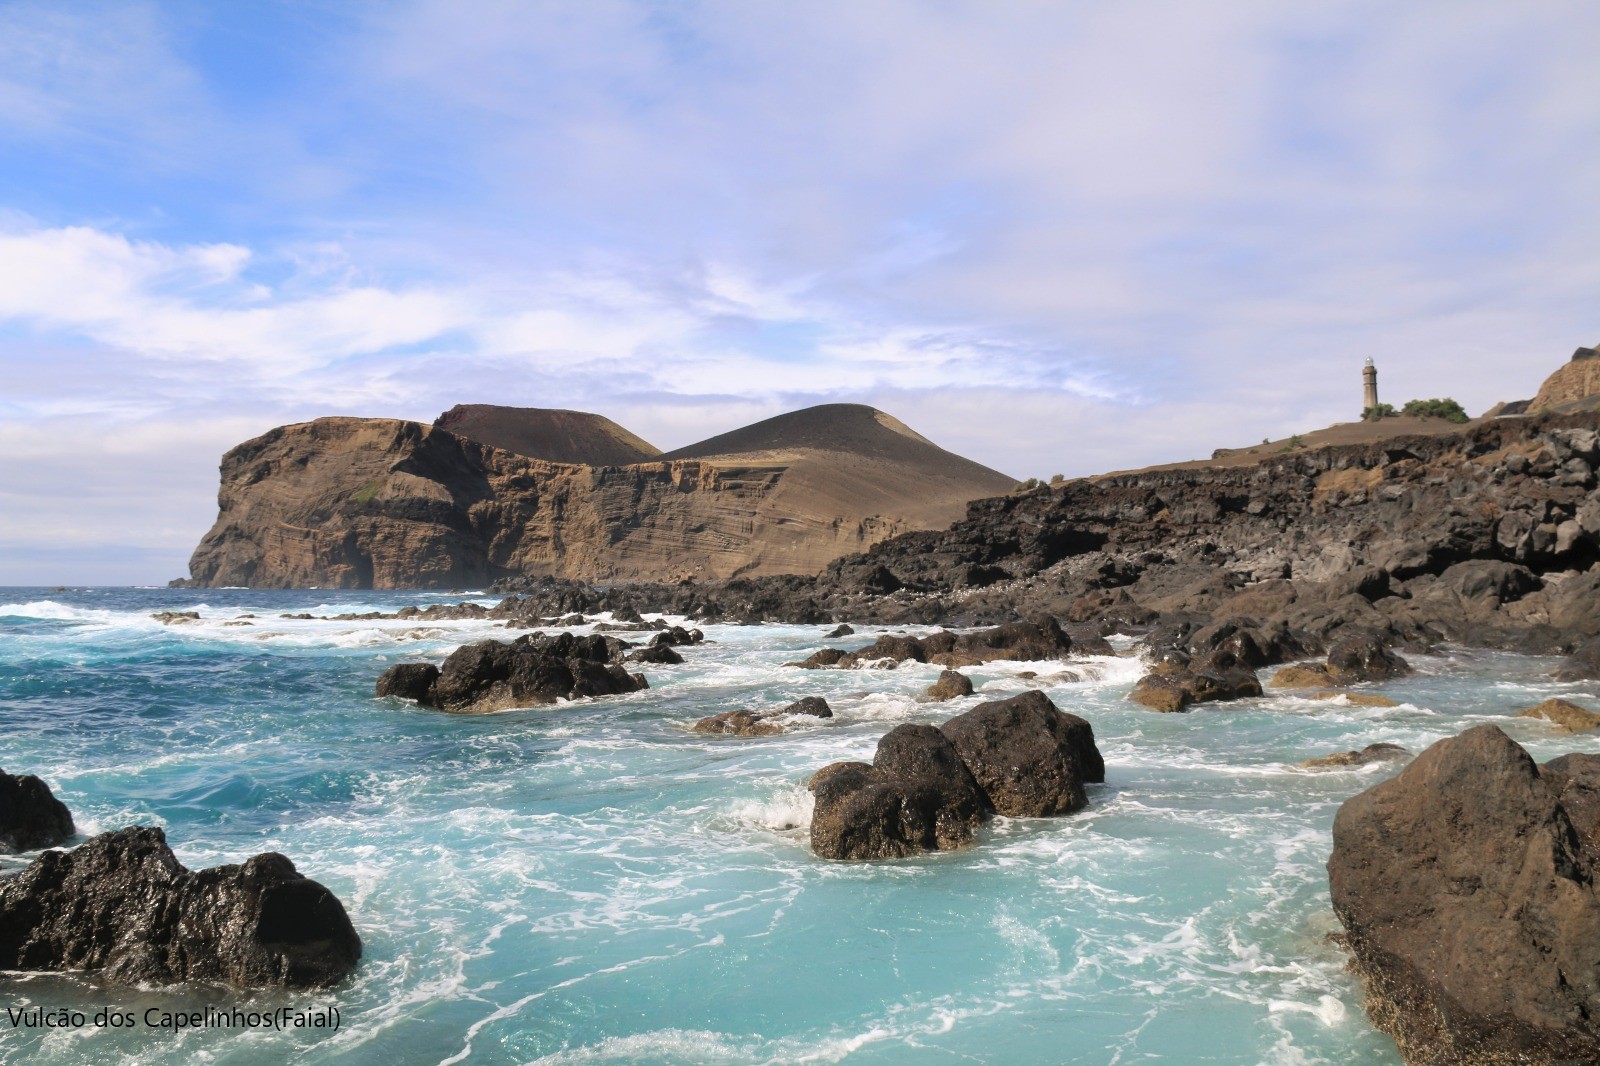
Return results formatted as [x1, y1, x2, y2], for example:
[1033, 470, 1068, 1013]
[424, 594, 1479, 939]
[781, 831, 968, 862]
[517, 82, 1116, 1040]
[3, 587, 1598, 1065]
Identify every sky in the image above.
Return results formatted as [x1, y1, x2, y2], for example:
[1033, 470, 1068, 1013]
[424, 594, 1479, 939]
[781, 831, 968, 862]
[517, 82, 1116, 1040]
[0, 1, 1597, 585]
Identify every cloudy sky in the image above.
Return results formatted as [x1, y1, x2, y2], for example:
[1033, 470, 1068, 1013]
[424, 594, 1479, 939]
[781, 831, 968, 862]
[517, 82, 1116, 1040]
[0, 1, 1597, 584]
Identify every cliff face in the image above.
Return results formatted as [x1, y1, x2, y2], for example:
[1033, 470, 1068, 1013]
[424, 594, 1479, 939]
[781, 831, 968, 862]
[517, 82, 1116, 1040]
[1532, 345, 1600, 411]
[185, 407, 1013, 589]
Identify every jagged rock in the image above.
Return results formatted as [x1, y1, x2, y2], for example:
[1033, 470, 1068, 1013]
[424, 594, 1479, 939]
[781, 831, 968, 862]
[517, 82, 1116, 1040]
[1129, 656, 1262, 713]
[151, 611, 200, 625]
[810, 724, 992, 860]
[1301, 743, 1411, 770]
[940, 691, 1102, 816]
[1544, 754, 1600, 866]
[788, 647, 849, 669]
[825, 624, 855, 638]
[374, 662, 440, 702]
[625, 644, 684, 665]
[0, 771, 74, 852]
[924, 670, 974, 701]
[1517, 697, 1600, 732]
[1329, 726, 1600, 1064]
[1555, 636, 1600, 681]
[376, 633, 646, 713]
[0, 827, 360, 990]
[1268, 633, 1411, 689]
[691, 697, 834, 736]
[647, 625, 701, 647]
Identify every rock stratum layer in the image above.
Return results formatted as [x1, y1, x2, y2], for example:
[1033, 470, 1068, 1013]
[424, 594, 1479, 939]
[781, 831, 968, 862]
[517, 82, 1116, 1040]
[184, 404, 1014, 588]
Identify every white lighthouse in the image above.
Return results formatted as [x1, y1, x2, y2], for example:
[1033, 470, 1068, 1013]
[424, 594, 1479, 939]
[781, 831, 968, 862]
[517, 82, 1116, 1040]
[1362, 358, 1379, 412]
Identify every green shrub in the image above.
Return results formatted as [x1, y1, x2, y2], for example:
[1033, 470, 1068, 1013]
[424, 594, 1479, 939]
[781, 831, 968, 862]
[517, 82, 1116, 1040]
[1401, 398, 1469, 423]
[1050, 473, 1065, 484]
[1361, 403, 1396, 421]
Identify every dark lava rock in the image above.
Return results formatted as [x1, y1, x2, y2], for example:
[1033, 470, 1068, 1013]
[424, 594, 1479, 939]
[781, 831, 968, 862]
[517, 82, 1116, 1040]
[376, 633, 646, 713]
[825, 624, 855, 638]
[625, 644, 684, 665]
[374, 662, 440, 702]
[788, 647, 848, 669]
[809, 725, 991, 860]
[1128, 659, 1262, 713]
[924, 670, 974, 701]
[151, 611, 200, 625]
[810, 616, 1076, 671]
[1324, 630, 1412, 683]
[940, 691, 1103, 816]
[1300, 742, 1411, 770]
[692, 696, 833, 736]
[1328, 725, 1600, 1064]
[1554, 636, 1600, 681]
[651, 626, 702, 648]
[0, 827, 360, 990]
[0, 770, 74, 852]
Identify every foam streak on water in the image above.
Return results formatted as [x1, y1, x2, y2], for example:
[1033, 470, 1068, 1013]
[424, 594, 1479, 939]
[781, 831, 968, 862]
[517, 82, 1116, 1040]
[3, 587, 1598, 1065]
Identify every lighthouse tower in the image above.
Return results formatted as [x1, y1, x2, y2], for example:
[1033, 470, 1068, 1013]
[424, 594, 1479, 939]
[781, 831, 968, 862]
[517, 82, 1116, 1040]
[1362, 358, 1379, 412]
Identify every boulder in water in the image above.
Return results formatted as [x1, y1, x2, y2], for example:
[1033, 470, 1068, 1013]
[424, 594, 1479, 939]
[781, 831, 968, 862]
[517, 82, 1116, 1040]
[0, 827, 361, 990]
[0, 770, 74, 852]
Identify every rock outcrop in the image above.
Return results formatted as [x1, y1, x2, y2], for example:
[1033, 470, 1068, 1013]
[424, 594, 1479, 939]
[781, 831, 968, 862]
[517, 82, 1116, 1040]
[924, 670, 974, 701]
[183, 403, 1014, 588]
[1531, 345, 1600, 412]
[792, 617, 1073, 671]
[0, 827, 360, 989]
[692, 697, 834, 736]
[1516, 697, 1600, 732]
[1328, 725, 1600, 1064]
[434, 404, 662, 466]
[0, 770, 74, 852]
[1300, 742, 1410, 770]
[809, 693, 1104, 860]
[376, 633, 647, 713]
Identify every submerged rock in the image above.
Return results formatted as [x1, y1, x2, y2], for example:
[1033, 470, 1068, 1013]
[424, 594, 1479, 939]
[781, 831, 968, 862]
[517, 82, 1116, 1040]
[692, 697, 833, 736]
[924, 670, 974, 701]
[1270, 633, 1411, 690]
[1554, 636, 1600, 681]
[0, 827, 361, 990]
[1301, 743, 1411, 770]
[825, 624, 855, 638]
[375, 633, 647, 713]
[1328, 725, 1600, 1064]
[151, 611, 200, 625]
[1517, 697, 1600, 732]
[809, 692, 1105, 859]
[1129, 653, 1262, 713]
[0, 770, 74, 852]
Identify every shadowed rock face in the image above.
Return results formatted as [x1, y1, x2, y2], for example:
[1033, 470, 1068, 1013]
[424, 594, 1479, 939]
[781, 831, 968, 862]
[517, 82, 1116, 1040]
[692, 696, 834, 737]
[0, 827, 361, 990]
[941, 691, 1099, 816]
[377, 633, 648, 714]
[0, 770, 74, 852]
[183, 404, 1014, 588]
[809, 693, 1105, 860]
[1328, 725, 1600, 1064]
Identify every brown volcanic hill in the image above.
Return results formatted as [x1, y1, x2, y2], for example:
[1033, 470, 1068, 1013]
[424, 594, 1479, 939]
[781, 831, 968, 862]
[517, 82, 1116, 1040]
[182, 405, 1016, 588]
[434, 404, 661, 466]
[659, 403, 1015, 533]
[1531, 345, 1600, 413]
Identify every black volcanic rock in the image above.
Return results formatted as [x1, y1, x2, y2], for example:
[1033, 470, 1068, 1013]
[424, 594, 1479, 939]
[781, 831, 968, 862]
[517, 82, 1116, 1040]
[810, 725, 991, 860]
[1328, 726, 1600, 1064]
[809, 693, 1104, 860]
[692, 696, 833, 736]
[940, 692, 1100, 816]
[0, 827, 360, 990]
[0, 770, 74, 852]
[377, 633, 646, 713]
[924, 669, 974, 701]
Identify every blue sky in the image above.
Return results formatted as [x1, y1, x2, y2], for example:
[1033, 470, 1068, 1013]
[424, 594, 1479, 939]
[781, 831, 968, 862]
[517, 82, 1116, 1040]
[0, 1, 1597, 584]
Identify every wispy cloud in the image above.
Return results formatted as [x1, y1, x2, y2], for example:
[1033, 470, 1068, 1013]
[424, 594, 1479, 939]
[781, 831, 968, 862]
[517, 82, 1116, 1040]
[0, 0, 1597, 582]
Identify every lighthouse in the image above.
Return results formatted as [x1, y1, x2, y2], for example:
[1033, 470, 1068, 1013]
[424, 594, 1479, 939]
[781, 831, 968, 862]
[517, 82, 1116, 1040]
[1362, 358, 1379, 412]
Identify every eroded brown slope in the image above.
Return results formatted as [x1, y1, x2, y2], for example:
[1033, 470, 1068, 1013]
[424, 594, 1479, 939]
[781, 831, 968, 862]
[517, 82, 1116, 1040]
[434, 405, 661, 466]
[184, 405, 1014, 588]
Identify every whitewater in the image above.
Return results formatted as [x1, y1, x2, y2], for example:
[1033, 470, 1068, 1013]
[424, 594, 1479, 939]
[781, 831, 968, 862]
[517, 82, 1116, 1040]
[3, 586, 1597, 1065]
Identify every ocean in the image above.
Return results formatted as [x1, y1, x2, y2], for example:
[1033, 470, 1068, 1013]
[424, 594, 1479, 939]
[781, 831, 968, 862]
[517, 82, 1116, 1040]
[3, 586, 1596, 1065]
